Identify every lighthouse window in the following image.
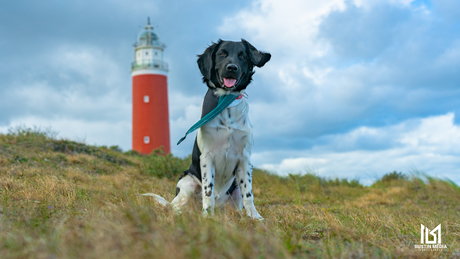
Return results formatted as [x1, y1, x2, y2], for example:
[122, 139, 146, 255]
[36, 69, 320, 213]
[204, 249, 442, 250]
[155, 52, 158, 56]
[144, 136, 150, 144]
[143, 95, 149, 103]
[145, 51, 149, 56]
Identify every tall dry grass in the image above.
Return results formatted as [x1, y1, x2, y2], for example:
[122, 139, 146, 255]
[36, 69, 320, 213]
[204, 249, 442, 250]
[0, 127, 459, 258]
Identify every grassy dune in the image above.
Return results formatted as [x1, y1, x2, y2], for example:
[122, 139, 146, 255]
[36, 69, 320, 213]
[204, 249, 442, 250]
[0, 128, 459, 258]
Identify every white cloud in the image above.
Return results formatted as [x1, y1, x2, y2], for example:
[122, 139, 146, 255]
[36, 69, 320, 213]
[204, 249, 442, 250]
[353, 0, 414, 9]
[219, 0, 344, 59]
[49, 44, 128, 94]
[169, 93, 202, 157]
[0, 116, 131, 149]
[258, 113, 460, 185]
[0, 43, 133, 149]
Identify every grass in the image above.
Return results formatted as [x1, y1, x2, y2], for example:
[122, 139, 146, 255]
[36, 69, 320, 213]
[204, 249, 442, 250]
[0, 127, 459, 258]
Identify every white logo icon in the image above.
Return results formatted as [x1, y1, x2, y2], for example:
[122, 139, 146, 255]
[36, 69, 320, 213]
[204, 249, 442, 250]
[421, 224, 441, 244]
[415, 224, 447, 251]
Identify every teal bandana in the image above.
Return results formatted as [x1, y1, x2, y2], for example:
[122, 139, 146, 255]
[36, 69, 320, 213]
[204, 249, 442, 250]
[177, 94, 239, 145]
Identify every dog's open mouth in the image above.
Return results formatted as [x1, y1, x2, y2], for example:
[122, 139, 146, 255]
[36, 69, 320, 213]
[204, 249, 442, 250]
[221, 77, 238, 88]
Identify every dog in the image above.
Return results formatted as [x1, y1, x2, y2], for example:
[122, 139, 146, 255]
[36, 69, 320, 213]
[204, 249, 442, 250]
[144, 39, 270, 219]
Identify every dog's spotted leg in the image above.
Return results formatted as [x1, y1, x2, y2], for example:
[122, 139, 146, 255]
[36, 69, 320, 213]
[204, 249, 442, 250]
[200, 153, 215, 215]
[236, 160, 262, 220]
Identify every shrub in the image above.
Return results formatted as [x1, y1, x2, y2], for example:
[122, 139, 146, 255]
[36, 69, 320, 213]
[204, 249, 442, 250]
[381, 171, 407, 182]
[372, 171, 408, 188]
[139, 149, 191, 179]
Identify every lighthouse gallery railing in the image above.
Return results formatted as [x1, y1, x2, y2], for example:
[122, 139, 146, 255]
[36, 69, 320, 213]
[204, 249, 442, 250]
[131, 59, 169, 72]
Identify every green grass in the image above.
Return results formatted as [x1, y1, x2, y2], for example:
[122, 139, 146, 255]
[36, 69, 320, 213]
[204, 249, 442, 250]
[0, 127, 459, 258]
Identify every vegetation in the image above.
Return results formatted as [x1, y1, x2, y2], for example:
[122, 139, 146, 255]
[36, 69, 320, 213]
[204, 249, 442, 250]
[0, 127, 459, 258]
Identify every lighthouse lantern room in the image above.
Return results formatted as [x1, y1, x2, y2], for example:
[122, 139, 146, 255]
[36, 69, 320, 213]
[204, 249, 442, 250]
[132, 18, 170, 154]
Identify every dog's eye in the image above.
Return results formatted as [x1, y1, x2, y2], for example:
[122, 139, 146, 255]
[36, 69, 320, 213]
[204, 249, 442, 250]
[239, 54, 246, 60]
[219, 52, 227, 57]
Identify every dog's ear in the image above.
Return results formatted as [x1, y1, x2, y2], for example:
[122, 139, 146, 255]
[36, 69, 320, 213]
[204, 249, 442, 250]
[242, 39, 271, 68]
[197, 40, 221, 82]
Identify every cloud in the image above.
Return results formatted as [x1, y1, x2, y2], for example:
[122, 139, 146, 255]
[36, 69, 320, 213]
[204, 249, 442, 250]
[259, 113, 460, 185]
[5, 116, 131, 149]
[0, 44, 130, 123]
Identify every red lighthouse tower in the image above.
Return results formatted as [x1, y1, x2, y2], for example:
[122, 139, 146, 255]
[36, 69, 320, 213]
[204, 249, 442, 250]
[132, 18, 170, 154]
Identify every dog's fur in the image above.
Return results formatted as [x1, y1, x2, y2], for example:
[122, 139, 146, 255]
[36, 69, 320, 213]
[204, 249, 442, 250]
[144, 39, 270, 219]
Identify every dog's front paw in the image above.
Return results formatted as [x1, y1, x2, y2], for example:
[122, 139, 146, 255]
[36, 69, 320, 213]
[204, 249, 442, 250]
[202, 206, 214, 217]
[251, 214, 264, 221]
[246, 207, 263, 220]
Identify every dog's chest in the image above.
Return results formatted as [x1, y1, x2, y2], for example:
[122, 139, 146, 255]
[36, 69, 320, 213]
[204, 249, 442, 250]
[199, 99, 252, 155]
[197, 99, 253, 190]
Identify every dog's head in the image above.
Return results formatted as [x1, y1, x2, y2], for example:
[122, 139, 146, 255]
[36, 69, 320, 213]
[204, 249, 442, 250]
[197, 39, 271, 93]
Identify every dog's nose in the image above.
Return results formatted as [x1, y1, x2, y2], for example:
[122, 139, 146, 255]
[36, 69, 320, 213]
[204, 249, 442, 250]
[226, 64, 239, 72]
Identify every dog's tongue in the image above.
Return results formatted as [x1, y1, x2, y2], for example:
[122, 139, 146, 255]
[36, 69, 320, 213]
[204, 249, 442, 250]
[223, 78, 236, 88]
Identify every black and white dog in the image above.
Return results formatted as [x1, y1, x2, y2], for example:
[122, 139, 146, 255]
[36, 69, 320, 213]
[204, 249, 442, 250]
[145, 39, 270, 219]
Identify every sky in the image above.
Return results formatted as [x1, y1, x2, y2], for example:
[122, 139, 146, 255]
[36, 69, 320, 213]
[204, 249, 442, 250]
[1, 0, 459, 185]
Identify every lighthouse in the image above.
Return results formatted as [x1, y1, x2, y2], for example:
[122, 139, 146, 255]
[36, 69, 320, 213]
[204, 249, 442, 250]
[131, 18, 170, 154]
